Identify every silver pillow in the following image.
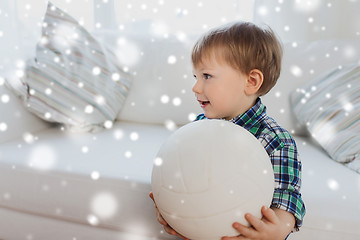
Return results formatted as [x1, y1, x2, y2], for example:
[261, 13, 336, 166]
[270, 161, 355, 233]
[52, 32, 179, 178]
[291, 64, 360, 173]
[8, 2, 131, 132]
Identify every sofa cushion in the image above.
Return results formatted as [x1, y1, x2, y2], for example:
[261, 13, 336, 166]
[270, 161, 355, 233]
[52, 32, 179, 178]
[261, 40, 360, 136]
[6, 2, 131, 132]
[94, 30, 200, 127]
[291, 64, 360, 172]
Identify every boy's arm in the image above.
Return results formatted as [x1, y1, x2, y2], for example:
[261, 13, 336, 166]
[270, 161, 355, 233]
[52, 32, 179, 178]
[272, 208, 295, 234]
[223, 143, 305, 240]
[270, 144, 305, 231]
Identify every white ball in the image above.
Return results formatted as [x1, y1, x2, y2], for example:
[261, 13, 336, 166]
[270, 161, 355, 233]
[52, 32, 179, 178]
[151, 119, 274, 240]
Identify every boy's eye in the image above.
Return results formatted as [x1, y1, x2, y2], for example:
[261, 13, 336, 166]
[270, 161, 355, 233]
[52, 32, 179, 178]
[203, 73, 212, 80]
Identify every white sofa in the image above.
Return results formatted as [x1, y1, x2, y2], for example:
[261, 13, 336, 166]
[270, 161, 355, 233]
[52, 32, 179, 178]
[0, 31, 360, 240]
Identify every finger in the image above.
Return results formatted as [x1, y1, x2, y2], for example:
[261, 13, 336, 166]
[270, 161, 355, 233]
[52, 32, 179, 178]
[244, 213, 265, 232]
[262, 206, 279, 224]
[232, 222, 257, 239]
[164, 225, 190, 240]
[157, 213, 166, 225]
[149, 192, 165, 225]
[176, 232, 191, 240]
[149, 192, 154, 202]
[155, 208, 168, 226]
[151, 199, 167, 226]
[163, 224, 175, 235]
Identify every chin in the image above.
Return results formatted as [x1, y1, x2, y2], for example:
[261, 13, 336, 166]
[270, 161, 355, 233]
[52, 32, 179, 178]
[204, 113, 223, 120]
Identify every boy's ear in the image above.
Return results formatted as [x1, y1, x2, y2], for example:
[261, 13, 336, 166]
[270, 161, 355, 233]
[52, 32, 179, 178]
[245, 69, 263, 96]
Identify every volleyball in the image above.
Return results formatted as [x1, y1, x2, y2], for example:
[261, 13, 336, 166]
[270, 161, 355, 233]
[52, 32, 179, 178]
[151, 119, 274, 240]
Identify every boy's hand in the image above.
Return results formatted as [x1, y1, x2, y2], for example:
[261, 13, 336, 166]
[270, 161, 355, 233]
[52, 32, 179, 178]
[149, 192, 190, 240]
[221, 206, 294, 240]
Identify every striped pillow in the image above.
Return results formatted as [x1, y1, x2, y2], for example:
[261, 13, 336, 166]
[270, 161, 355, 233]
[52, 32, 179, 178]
[12, 2, 131, 132]
[291, 64, 360, 173]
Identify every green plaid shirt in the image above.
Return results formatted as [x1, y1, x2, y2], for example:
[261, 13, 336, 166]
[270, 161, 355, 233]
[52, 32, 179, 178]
[196, 98, 306, 230]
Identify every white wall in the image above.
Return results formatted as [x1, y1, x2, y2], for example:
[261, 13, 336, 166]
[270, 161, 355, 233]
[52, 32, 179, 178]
[253, 0, 360, 43]
[0, 0, 255, 75]
[113, 0, 254, 35]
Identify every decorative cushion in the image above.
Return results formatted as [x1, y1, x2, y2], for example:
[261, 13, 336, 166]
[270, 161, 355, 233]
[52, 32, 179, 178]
[6, 2, 131, 132]
[261, 40, 360, 136]
[291, 64, 360, 172]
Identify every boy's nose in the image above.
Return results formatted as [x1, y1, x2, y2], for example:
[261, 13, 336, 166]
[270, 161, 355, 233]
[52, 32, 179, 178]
[192, 79, 202, 94]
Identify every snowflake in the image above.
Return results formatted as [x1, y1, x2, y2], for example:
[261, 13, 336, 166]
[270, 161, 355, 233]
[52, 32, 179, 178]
[23, 132, 35, 143]
[160, 94, 170, 104]
[44, 112, 52, 119]
[92, 66, 101, 75]
[104, 120, 113, 129]
[95, 95, 106, 105]
[343, 102, 354, 112]
[0, 122, 7, 132]
[45, 88, 52, 95]
[84, 105, 94, 114]
[130, 132, 139, 141]
[87, 214, 99, 226]
[81, 146, 89, 153]
[294, 0, 322, 13]
[115, 37, 140, 66]
[257, 5, 268, 16]
[91, 171, 100, 180]
[167, 55, 177, 64]
[164, 119, 177, 131]
[3, 192, 11, 200]
[188, 113, 197, 121]
[151, 21, 168, 37]
[343, 45, 357, 59]
[154, 157, 163, 166]
[172, 97, 182, 106]
[111, 73, 120, 81]
[113, 129, 124, 140]
[290, 65, 303, 77]
[1, 94, 10, 103]
[124, 150, 132, 158]
[29, 144, 57, 170]
[327, 179, 340, 191]
[176, 31, 187, 42]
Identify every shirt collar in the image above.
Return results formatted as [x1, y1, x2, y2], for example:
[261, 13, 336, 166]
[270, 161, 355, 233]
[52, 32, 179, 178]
[230, 97, 266, 128]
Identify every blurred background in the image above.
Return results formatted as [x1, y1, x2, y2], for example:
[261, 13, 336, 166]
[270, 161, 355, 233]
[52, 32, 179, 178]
[1, 0, 359, 80]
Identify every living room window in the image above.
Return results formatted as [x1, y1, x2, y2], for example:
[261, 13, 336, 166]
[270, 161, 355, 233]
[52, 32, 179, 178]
[0, 0, 255, 71]
[5, 0, 255, 32]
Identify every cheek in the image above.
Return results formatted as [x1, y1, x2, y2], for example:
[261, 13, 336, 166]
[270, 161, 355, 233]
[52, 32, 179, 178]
[206, 85, 220, 100]
[209, 87, 230, 106]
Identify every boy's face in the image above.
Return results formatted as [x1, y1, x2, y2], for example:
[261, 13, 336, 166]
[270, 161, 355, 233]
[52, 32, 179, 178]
[192, 56, 253, 120]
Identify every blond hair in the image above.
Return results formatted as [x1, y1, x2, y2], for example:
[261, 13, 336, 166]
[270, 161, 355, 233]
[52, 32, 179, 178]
[191, 21, 283, 96]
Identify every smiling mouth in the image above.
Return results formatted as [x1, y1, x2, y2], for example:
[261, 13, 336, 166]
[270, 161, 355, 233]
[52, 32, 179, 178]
[198, 100, 210, 108]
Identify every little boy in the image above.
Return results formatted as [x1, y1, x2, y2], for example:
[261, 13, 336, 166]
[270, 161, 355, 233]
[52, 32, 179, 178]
[150, 21, 305, 240]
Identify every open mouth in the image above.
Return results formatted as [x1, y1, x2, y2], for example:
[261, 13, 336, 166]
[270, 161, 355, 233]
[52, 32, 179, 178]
[198, 100, 210, 108]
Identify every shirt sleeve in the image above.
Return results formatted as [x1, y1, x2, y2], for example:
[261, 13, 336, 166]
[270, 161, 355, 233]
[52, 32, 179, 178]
[269, 144, 306, 231]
